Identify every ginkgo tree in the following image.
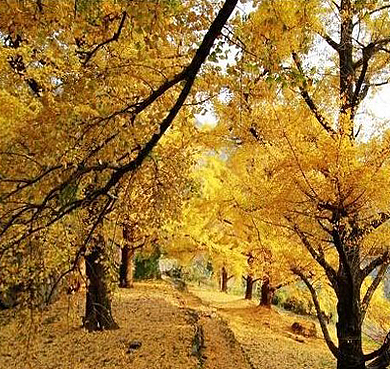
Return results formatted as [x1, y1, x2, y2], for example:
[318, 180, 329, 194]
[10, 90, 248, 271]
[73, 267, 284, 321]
[0, 0, 239, 330]
[214, 1, 390, 369]
[169, 153, 294, 302]
[115, 119, 198, 289]
[165, 156, 248, 291]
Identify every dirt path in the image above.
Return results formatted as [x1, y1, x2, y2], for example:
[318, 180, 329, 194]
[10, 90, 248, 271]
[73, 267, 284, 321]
[175, 287, 252, 369]
[189, 286, 336, 369]
[0, 282, 251, 369]
[0, 282, 339, 369]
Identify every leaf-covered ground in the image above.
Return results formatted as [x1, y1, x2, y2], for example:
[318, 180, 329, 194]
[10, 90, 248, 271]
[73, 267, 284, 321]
[0, 281, 337, 369]
[189, 286, 336, 369]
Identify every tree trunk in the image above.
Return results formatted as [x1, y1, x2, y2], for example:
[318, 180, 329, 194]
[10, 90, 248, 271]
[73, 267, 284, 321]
[260, 275, 275, 308]
[84, 238, 119, 331]
[244, 275, 254, 300]
[336, 275, 365, 369]
[221, 266, 228, 292]
[119, 244, 134, 288]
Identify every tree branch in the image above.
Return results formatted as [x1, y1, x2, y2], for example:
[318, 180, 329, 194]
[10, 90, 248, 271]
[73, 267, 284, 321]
[319, 33, 340, 51]
[292, 267, 339, 359]
[1, 164, 63, 202]
[45, 196, 114, 304]
[353, 5, 390, 29]
[361, 251, 389, 280]
[331, 228, 354, 286]
[0, 0, 238, 248]
[355, 213, 390, 244]
[365, 331, 390, 364]
[354, 38, 390, 70]
[368, 80, 390, 87]
[82, 11, 127, 66]
[290, 222, 338, 290]
[351, 46, 371, 119]
[368, 4, 390, 17]
[361, 260, 389, 323]
[368, 213, 390, 231]
[331, 1, 340, 11]
[273, 278, 295, 290]
[291, 52, 337, 136]
[81, 0, 238, 201]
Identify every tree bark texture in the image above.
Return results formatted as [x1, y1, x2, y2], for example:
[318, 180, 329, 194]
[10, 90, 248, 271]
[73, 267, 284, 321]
[336, 260, 365, 369]
[244, 275, 254, 300]
[221, 266, 228, 292]
[119, 244, 134, 288]
[84, 236, 119, 331]
[220, 267, 233, 292]
[260, 275, 275, 308]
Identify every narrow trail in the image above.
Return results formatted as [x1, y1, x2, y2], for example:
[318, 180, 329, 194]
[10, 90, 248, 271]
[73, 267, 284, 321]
[0, 282, 251, 369]
[174, 287, 252, 369]
[188, 286, 336, 369]
[0, 281, 337, 368]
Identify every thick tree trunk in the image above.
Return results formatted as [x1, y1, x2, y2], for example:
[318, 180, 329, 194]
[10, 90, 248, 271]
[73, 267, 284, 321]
[244, 275, 254, 300]
[260, 275, 275, 308]
[336, 276, 365, 369]
[119, 244, 134, 288]
[84, 238, 119, 331]
[221, 266, 228, 292]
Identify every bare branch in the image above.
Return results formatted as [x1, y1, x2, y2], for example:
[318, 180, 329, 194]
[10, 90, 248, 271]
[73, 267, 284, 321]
[368, 4, 390, 17]
[351, 46, 371, 118]
[331, 1, 340, 11]
[317, 219, 333, 235]
[291, 52, 337, 136]
[368, 213, 390, 231]
[354, 38, 390, 70]
[361, 261, 389, 323]
[368, 80, 390, 87]
[290, 222, 338, 290]
[0, 151, 44, 169]
[222, 29, 259, 60]
[319, 33, 340, 51]
[292, 267, 339, 359]
[353, 5, 390, 29]
[1, 164, 63, 202]
[283, 131, 319, 199]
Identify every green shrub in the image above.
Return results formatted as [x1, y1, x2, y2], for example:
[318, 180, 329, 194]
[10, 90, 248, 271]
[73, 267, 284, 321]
[273, 282, 336, 321]
[134, 249, 161, 280]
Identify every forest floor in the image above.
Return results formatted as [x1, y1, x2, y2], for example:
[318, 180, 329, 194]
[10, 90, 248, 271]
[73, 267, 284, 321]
[190, 286, 335, 369]
[0, 280, 338, 369]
